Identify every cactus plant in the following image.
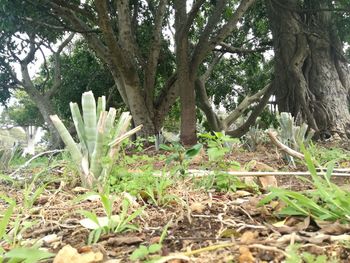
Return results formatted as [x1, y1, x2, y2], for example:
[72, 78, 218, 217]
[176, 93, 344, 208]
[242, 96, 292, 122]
[50, 91, 142, 189]
[278, 112, 314, 150]
[278, 112, 314, 164]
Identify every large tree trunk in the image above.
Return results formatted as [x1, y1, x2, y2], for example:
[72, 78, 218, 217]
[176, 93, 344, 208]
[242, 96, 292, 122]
[25, 87, 62, 149]
[267, 0, 350, 138]
[174, 0, 197, 145]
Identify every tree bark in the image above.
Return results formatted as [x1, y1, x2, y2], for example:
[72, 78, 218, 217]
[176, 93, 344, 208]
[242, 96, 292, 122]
[267, 0, 350, 138]
[24, 86, 62, 149]
[174, 0, 197, 145]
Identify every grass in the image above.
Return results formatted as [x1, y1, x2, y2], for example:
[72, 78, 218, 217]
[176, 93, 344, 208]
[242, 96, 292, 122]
[260, 147, 350, 223]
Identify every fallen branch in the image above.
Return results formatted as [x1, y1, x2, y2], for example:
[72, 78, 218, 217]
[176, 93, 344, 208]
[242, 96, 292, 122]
[268, 130, 304, 159]
[187, 169, 350, 178]
[10, 149, 64, 178]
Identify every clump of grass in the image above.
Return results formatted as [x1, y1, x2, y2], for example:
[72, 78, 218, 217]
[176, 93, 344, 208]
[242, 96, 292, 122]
[260, 147, 350, 223]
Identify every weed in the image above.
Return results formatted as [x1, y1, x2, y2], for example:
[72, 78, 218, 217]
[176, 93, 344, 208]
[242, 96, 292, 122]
[160, 142, 202, 175]
[130, 218, 172, 262]
[285, 244, 338, 263]
[77, 192, 144, 244]
[308, 144, 350, 166]
[143, 175, 178, 206]
[199, 132, 238, 162]
[259, 147, 350, 223]
[195, 172, 248, 192]
[0, 191, 54, 262]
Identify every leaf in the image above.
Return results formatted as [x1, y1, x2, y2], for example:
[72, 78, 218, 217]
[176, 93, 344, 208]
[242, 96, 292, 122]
[130, 245, 149, 261]
[185, 143, 203, 158]
[5, 247, 54, 263]
[148, 243, 162, 254]
[207, 147, 226, 161]
[159, 144, 172, 151]
[80, 215, 120, 229]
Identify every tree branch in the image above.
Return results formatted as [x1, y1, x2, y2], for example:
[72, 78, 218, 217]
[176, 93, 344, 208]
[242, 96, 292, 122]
[115, 0, 145, 66]
[224, 84, 270, 128]
[191, 0, 227, 72]
[201, 53, 222, 81]
[46, 33, 75, 99]
[195, 78, 223, 131]
[215, 42, 271, 54]
[185, 0, 206, 33]
[144, 0, 168, 111]
[211, 0, 257, 45]
[226, 84, 275, 137]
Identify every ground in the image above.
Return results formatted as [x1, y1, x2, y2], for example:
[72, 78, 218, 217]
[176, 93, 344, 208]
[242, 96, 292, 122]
[1, 139, 350, 263]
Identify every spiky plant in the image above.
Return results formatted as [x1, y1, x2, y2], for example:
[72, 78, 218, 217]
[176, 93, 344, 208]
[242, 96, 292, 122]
[50, 91, 142, 189]
[278, 112, 314, 150]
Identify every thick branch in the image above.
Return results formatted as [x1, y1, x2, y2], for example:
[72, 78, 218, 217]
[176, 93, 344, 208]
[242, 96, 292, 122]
[201, 53, 222, 81]
[48, 2, 110, 64]
[211, 0, 257, 44]
[144, 0, 168, 110]
[191, 0, 227, 72]
[195, 78, 223, 131]
[46, 33, 75, 99]
[115, 0, 144, 66]
[226, 84, 275, 137]
[224, 84, 270, 128]
[215, 42, 271, 54]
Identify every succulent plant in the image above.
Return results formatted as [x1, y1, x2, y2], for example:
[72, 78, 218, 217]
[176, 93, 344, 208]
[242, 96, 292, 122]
[278, 112, 314, 151]
[50, 91, 142, 189]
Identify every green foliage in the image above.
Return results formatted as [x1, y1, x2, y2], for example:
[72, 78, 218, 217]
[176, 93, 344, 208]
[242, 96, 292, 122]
[259, 148, 350, 223]
[130, 218, 171, 262]
[4, 247, 54, 263]
[199, 132, 237, 162]
[308, 144, 350, 166]
[109, 167, 176, 206]
[195, 172, 248, 192]
[160, 143, 202, 175]
[143, 175, 178, 206]
[50, 91, 141, 189]
[77, 193, 144, 244]
[52, 41, 122, 120]
[0, 176, 54, 262]
[6, 91, 43, 127]
[285, 244, 337, 263]
[131, 136, 156, 152]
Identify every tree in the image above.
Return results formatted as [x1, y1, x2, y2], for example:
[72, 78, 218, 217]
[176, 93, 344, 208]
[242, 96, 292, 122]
[267, 0, 350, 138]
[0, 31, 74, 148]
[48, 40, 122, 120]
[5, 90, 43, 155]
[3, 0, 257, 145]
[195, 1, 274, 136]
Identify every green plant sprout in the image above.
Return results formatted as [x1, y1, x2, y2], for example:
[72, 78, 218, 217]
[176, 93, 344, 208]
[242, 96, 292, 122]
[130, 218, 172, 262]
[160, 142, 202, 175]
[77, 191, 144, 244]
[199, 132, 238, 162]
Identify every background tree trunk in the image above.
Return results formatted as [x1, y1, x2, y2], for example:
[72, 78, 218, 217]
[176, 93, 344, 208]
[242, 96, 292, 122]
[267, 0, 350, 138]
[174, 0, 197, 145]
[25, 87, 62, 149]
